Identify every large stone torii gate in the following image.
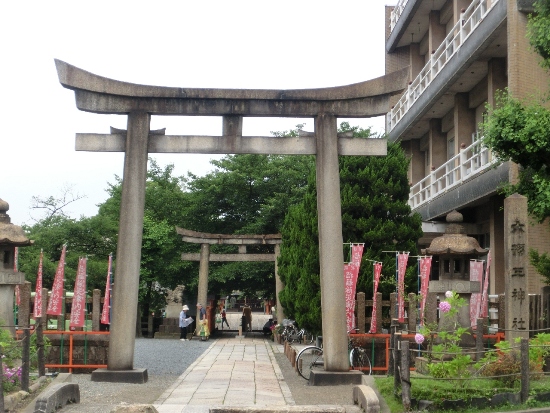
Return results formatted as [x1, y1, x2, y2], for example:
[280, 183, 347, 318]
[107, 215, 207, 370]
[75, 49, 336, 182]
[55, 59, 408, 383]
[176, 227, 283, 335]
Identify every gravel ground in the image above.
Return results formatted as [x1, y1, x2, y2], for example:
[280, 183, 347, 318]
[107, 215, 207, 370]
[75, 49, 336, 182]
[31, 338, 212, 413]
[16, 334, 364, 412]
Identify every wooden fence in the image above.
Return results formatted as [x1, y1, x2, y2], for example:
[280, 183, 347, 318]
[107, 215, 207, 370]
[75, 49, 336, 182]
[15, 281, 105, 332]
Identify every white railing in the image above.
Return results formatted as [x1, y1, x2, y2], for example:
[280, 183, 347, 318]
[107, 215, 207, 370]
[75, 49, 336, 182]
[388, 0, 496, 132]
[390, 0, 410, 31]
[408, 135, 496, 209]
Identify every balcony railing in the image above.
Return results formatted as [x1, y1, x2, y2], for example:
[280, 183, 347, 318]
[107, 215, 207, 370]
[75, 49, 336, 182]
[408, 135, 496, 209]
[390, 0, 410, 32]
[388, 0, 497, 132]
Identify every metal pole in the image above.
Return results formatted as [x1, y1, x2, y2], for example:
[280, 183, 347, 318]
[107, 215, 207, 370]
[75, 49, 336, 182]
[520, 337, 529, 402]
[0, 345, 5, 412]
[36, 318, 45, 377]
[401, 339, 411, 411]
[21, 328, 30, 391]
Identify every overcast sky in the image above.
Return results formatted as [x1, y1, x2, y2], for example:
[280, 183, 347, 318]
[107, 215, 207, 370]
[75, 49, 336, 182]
[2, 1, 393, 226]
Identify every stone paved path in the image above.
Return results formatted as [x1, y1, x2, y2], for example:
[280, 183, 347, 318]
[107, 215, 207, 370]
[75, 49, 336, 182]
[154, 336, 294, 412]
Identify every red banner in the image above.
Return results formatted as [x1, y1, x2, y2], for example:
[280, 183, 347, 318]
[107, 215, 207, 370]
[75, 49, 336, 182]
[69, 257, 87, 328]
[101, 255, 112, 325]
[397, 253, 409, 323]
[479, 251, 491, 318]
[34, 251, 44, 319]
[47, 245, 66, 316]
[369, 262, 383, 333]
[419, 256, 432, 326]
[469, 260, 484, 327]
[344, 244, 364, 333]
[351, 244, 364, 267]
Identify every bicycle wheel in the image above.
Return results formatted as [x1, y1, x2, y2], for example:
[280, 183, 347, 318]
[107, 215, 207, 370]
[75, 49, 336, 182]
[296, 346, 324, 380]
[349, 347, 372, 375]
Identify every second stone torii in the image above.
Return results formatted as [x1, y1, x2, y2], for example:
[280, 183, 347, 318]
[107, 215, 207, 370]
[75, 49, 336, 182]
[176, 227, 283, 335]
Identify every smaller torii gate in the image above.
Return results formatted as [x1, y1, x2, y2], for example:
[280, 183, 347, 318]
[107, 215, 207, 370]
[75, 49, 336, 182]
[176, 228, 283, 333]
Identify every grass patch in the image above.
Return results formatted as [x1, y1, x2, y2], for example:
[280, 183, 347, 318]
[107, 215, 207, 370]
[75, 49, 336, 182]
[374, 374, 550, 413]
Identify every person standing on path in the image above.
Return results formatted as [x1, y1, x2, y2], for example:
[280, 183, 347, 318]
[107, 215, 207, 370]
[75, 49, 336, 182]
[221, 307, 230, 329]
[179, 305, 190, 341]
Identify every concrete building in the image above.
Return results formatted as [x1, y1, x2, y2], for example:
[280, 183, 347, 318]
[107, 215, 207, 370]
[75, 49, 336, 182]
[384, 0, 550, 295]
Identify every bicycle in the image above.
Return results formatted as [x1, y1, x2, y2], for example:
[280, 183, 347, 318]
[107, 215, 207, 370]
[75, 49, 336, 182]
[287, 327, 315, 344]
[280, 319, 298, 342]
[348, 330, 372, 375]
[295, 331, 372, 380]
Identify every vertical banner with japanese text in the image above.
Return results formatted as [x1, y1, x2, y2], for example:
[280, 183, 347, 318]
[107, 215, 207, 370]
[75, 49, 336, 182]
[469, 260, 484, 327]
[101, 255, 113, 325]
[479, 251, 491, 318]
[397, 252, 409, 323]
[369, 262, 383, 333]
[14, 247, 20, 306]
[69, 257, 87, 328]
[419, 256, 432, 326]
[47, 244, 67, 316]
[344, 244, 364, 333]
[34, 250, 44, 319]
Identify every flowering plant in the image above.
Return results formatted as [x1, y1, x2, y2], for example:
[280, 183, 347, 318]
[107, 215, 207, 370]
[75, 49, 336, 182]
[414, 333, 425, 344]
[2, 364, 22, 392]
[438, 301, 451, 313]
[417, 291, 472, 382]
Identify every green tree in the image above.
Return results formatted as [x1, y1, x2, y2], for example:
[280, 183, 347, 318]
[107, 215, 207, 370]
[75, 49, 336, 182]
[97, 159, 190, 316]
[181, 129, 314, 298]
[278, 123, 422, 333]
[20, 214, 118, 295]
[481, 0, 550, 284]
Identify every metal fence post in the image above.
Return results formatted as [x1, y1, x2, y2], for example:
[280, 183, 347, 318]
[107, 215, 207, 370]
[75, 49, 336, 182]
[21, 328, 30, 392]
[401, 339, 411, 411]
[520, 337, 529, 403]
[36, 318, 45, 377]
[0, 345, 5, 412]
[393, 332, 401, 393]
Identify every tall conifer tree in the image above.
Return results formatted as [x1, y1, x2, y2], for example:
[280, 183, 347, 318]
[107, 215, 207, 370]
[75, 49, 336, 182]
[278, 124, 422, 333]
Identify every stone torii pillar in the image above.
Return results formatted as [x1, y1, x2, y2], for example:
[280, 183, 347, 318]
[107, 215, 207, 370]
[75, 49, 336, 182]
[55, 59, 408, 382]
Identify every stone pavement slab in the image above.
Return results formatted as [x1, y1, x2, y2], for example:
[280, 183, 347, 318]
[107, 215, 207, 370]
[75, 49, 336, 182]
[154, 336, 294, 413]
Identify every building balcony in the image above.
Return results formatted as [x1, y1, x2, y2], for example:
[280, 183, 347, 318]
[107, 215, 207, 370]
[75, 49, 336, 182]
[390, 0, 411, 33]
[408, 136, 509, 221]
[387, 0, 504, 137]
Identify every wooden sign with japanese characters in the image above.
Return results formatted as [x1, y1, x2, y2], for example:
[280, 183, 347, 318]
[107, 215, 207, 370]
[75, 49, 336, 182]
[504, 194, 529, 341]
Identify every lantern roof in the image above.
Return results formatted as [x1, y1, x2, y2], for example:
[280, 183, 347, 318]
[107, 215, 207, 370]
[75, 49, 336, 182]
[421, 210, 487, 256]
[0, 199, 32, 246]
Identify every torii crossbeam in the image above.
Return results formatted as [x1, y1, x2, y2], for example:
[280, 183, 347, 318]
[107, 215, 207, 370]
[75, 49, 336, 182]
[56, 59, 408, 383]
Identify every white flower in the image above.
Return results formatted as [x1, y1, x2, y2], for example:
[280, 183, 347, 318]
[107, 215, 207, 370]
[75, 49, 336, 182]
[445, 291, 453, 298]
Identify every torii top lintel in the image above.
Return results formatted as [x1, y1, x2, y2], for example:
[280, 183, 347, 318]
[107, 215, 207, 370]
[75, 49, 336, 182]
[55, 59, 408, 118]
[176, 227, 281, 245]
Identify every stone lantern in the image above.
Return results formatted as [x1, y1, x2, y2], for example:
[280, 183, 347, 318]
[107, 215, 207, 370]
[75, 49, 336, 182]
[0, 198, 32, 336]
[421, 210, 488, 338]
